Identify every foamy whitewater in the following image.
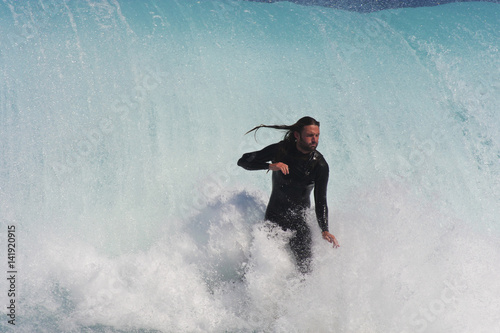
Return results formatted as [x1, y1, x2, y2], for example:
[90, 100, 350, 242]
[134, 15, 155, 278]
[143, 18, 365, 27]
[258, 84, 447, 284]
[0, 0, 499, 332]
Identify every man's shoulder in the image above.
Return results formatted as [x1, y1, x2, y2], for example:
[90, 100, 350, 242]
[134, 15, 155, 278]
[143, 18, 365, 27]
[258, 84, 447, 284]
[314, 150, 329, 169]
[271, 141, 291, 160]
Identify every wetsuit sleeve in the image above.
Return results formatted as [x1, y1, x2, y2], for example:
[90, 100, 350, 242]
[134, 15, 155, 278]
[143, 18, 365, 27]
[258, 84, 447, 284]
[237, 143, 279, 171]
[314, 160, 329, 232]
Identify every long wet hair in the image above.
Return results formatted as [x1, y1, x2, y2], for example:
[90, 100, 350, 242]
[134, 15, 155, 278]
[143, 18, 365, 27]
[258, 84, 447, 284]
[245, 116, 320, 146]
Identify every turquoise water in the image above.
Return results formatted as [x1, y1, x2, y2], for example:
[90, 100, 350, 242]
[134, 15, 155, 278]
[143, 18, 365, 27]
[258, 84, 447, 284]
[0, 1, 499, 332]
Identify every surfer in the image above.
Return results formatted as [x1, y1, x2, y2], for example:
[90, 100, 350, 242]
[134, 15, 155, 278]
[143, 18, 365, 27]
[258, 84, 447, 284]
[237, 116, 339, 274]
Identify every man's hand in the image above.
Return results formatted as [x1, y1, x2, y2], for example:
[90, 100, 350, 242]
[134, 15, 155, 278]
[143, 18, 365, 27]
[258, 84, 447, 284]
[322, 231, 340, 248]
[269, 162, 289, 175]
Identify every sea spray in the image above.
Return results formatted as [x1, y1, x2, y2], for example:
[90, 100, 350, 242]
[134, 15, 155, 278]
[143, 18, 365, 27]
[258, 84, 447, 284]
[0, 0, 499, 331]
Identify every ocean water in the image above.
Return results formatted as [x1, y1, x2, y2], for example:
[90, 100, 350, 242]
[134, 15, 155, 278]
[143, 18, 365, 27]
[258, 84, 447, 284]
[0, 0, 499, 332]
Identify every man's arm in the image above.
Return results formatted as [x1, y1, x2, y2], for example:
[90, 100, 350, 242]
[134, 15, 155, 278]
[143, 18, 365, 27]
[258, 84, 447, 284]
[314, 160, 340, 248]
[314, 161, 329, 232]
[237, 143, 279, 171]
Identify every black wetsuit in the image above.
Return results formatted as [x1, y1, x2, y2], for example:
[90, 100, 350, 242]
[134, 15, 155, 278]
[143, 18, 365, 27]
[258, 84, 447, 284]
[237, 141, 329, 273]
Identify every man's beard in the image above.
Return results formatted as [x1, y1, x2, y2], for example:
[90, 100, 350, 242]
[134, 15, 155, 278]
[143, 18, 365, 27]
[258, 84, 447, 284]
[297, 137, 316, 153]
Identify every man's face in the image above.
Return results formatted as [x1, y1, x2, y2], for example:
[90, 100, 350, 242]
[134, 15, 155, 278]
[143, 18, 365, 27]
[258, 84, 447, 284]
[295, 125, 320, 153]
